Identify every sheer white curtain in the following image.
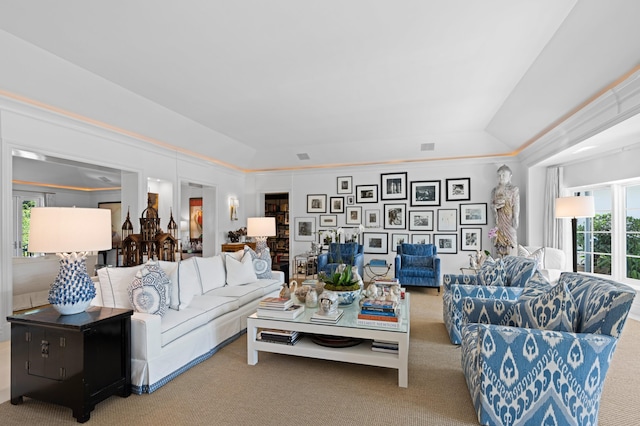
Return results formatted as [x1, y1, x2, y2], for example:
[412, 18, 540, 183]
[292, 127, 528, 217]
[543, 166, 563, 248]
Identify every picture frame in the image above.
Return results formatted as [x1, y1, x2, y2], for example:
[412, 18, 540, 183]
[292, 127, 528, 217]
[329, 196, 344, 213]
[460, 203, 488, 225]
[346, 195, 355, 205]
[408, 210, 434, 231]
[364, 209, 381, 228]
[189, 197, 203, 240]
[461, 228, 482, 251]
[383, 203, 406, 229]
[355, 184, 379, 203]
[381, 172, 407, 200]
[307, 194, 327, 213]
[410, 180, 441, 206]
[345, 206, 362, 225]
[437, 208, 458, 232]
[318, 229, 333, 248]
[391, 233, 409, 252]
[337, 176, 353, 194]
[363, 232, 388, 254]
[434, 234, 458, 254]
[342, 226, 363, 244]
[446, 177, 471, 201]
[411, 234, 431, 245]
[319, 214, 337, 227]
[294, 217, 316, 241]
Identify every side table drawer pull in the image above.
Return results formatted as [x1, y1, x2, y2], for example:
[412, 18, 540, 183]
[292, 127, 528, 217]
[60, 337, 66, 348]
[41, 340, 49, 358]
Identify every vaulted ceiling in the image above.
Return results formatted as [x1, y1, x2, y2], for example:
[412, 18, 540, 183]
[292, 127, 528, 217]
[2, 1, 640, 172]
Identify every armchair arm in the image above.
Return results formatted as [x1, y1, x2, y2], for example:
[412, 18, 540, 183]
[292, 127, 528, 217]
[317, 253, 329, 274]
[461, 296, 518, 327]
[443, 273, 478, 291]
[462, 323, 618, 426]
[354, 253, 364, 280]
[433, 256, 441, 287]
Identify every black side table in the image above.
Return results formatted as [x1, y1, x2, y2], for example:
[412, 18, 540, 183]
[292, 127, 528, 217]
[7, 306, 133, 423]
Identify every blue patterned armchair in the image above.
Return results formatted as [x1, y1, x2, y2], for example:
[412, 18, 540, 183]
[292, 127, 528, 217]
[442, 256, 538, 344]
[394, 243, 441, 291]
[460, 272, 636, 426]
[317, 242, 364, 279]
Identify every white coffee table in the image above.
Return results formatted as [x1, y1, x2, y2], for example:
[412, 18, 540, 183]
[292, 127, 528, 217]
[247, 293, 410, 387]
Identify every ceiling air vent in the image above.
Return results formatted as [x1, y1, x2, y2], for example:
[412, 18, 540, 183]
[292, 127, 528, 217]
[297, 153, 310, 160]
[421, 143, 435, 152]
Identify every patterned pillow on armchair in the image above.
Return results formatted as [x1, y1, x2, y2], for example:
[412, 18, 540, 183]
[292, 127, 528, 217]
[477, 258, 506, 286]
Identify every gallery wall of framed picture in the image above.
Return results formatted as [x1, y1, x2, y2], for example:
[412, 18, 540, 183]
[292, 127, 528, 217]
[297, 170, 498, 257]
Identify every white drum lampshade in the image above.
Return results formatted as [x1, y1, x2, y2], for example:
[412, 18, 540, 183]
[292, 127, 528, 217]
[247, 217, 276, 253]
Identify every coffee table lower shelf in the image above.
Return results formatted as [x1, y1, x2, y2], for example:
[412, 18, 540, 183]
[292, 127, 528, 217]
[246, 313, 409, 387]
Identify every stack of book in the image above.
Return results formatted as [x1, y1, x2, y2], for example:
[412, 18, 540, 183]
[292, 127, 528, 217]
[356, 299, 401, 328]
[257, 328, 302, 345]
[310, 309, 344, 324]
[371, 340, 399, 353]
[256, 297, 305, 319]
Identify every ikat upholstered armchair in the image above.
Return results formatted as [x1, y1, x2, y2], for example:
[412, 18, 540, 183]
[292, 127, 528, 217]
[459, 272, 636, 426]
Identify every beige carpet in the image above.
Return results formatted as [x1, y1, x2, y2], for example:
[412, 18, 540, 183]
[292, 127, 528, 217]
[1, 288, 638, 425]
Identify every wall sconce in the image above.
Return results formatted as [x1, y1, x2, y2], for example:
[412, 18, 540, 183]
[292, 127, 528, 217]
[230, 197, 239, 221]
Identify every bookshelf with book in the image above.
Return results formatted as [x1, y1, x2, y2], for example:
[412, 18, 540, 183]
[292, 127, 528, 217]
[265, 193, 289, 264]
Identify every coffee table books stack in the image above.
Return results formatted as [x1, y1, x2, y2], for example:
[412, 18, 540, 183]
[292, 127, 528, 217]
[256, 297, 305, 319]
[356, 299, 401, 329]
[310, 309, 344, 324]
[371, 340, 399, 353]
[257, 329, 302, 345]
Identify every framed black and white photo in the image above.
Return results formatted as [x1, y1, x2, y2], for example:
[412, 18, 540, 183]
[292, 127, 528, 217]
[434, 234, 458, 254]
[446, 178, 471, 201]
[345, 206, 362, 225]
[346, 195, 355, 205]
[411, 234, 431, 244]
[410, 180, 441, 206]
[460, 203, 488, 225]
[437, 208, 458, 232]
[365, 209, 380, 228]
[319, 214, 337, 227]
[307, 194, 327, 213]
[356, 184, 379, 203]
[294, 217, 316, 241]
[461, 228, 482, 251]
[363, 232, 388, 254]
[391, 233, 409, 251]
[330, 196, 344, 213]
[337, 176, 353, 194]
[381, 172, 407, 200]
[318, 229, 333, 248]
[408, 210, 434, 231]
[383, 203, 406, 229]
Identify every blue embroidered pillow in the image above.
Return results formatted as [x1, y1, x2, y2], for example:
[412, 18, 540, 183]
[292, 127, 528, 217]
[128, 264, 169, 316]
[401, 254, 433, 268]
[245, 245, 272, 279]
[477, 258, 506, 286]
[512, 282, 577, 332]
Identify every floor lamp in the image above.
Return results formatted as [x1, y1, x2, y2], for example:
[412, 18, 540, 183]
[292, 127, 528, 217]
[555, 196, 595, 273]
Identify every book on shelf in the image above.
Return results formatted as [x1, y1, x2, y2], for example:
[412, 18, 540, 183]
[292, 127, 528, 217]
[356, 317, 401, 328]
[359, 309, 399, 317]
[372, 340, 399, 350]
[258, 297, 294, 310]
[371, 346, 399, 353]
[256, 304, 305, 319]
[361, 299, 398, 309]
[358, 313, 399, 322]
[258, 329, 302, 345]
[310, 309, 344, 324]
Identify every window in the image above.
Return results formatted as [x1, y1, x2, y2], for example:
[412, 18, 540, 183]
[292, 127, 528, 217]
[12, 192, 45, 257]
[626, 185, 640, 280]
[576, 188, 612, 276]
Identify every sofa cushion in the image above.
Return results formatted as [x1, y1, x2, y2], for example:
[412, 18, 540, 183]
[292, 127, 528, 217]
[401, 254, 433, 268]
[194, 255, 226, 293]
[185, 294, 239, 323]
[245, 246, 273, 279]
[477, 258, 506, 286]
[512, 282, 577, 332]
[128, 265, 169, 316]
[169, 257, 201, 311]
[225, 251, 258, 286]
[96, 265, 143, 308]
[160, 307, 210, 347]
[208, 283, 264, 305]
[518, 245, 545, 269]
[249, 278, 284, 296]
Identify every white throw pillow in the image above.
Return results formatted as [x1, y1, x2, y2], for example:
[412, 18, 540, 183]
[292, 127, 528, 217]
[96, 265, 143, 308]
[169, 257, 201, 310]
[128, 265, 169, 316]
[225, 251, 258, 286]
[518, 245, 545, 270]
[195, 255, 226, 293]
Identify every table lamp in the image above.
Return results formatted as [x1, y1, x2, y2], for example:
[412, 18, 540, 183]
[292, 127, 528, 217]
[247, 217, 276, 253]
[555, 196, 595, 273]
[28, 207, 112, 315]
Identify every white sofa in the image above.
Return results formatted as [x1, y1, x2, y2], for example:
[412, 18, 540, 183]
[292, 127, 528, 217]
[522, 245, 567, 283]
[92, 250, 283, 394]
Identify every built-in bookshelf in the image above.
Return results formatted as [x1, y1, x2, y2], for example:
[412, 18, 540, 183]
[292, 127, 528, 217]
[265, 193, 289, 264]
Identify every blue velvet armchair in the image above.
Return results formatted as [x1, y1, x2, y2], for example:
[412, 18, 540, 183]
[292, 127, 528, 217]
[459, 272, 636, 426]
[394, 243, 441, 291]
[317, 242, 364, 279]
